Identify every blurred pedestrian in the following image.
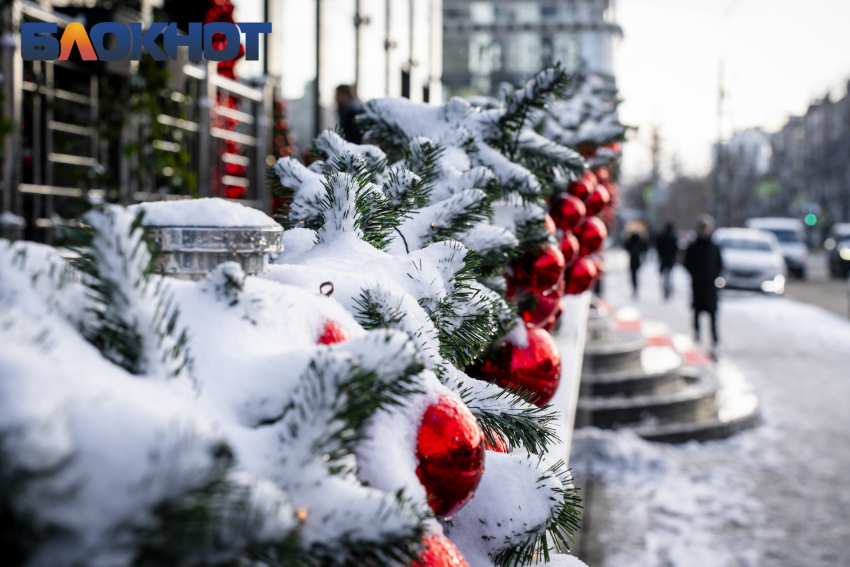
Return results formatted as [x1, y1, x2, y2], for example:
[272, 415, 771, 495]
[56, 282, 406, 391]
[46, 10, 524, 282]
[625, 232, 643, 298]
[684, 214, 723, 348]
[335, 84, 363, 144]
[656, 223, 678, 300]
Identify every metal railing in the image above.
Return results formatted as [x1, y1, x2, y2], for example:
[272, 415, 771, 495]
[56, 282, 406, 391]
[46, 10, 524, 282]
[1, 1, 274, 241]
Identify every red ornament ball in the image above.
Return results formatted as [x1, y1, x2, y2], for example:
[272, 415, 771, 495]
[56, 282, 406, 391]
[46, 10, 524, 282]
[544, 213, 557, 235]
[542, 304, 563, 333]
[591, 254, 605, 281]
[560, 232, 580, 268]
[585, 183, 611, 217]
[317, 320, 351, 345]
[549, 194, 586, 233]
[512, 243, 565, 295]
[416, 395, 485, 518]
[565, 256, 598, 295]
[484, 435, 510, 453]
[568, 171, 598, 202]
[592, 166, 610, 182]
[521, 279, 564, 327]
[412, 534, 470, 567]
[468, 328, 562, 407]
[575, 216, 608, 256]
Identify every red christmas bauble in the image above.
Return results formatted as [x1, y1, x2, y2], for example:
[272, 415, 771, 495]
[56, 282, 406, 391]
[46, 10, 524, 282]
[512, 243, 565, 295]
[413, 534, 470, 567]
[564, 256, 598, 295]
[575, 216, 607, 256]
[544, 213, 557, 235]
[568, 171, 597, 202]
[317, 320, 351, 344]
[521, 279, 564, 327]
[604, 142, 622, 155]
[549, 194, 586, 233]
[416, 395, 485, 518]
[591, 255, 605, 281]
[585, 183, 611, 217]
[484, 435, 509, 453]
[468, 328, 561, 407]
[592, 166, 610, 182]
[560, 232, 580, 268]
[542, 304, 563, 333]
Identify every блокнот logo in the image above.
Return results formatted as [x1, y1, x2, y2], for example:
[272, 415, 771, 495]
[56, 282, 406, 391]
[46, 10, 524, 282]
[21, 22, 271, 61]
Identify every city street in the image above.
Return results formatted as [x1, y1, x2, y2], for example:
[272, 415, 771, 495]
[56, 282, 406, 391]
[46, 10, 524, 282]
[570, 250, 850, 567]
[784, 250, 849, 319]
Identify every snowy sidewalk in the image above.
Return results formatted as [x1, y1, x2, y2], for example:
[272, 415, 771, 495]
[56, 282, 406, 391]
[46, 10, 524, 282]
[569, 250, 850, 567]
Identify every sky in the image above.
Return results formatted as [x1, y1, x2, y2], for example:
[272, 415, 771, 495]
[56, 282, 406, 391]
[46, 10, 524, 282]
[615, 0, 850, 184]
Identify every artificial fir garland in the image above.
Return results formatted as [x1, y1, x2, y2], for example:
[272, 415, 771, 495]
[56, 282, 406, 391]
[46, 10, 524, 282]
[0, 65, 625, 567]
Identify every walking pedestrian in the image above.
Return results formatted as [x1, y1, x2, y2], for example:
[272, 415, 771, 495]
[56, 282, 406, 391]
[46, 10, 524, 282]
[684, 215, 723, 348]
[656, 223, 678, 300]
[335, 85, 363, 143]
[625, 232, 643, 298]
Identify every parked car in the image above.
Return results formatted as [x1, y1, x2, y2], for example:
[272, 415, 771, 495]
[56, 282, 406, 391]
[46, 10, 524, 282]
[744, 217, 808, 278]
[824, 222, 850, 279]
[713, 228, 787, 293]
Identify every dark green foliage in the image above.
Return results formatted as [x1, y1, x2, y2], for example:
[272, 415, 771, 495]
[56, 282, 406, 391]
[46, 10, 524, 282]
[252, 501, 425, 567]
[68, 208, 191, 378]
[353, 289, 406, 332]
[489, 461, 582, 567]
[316, 174, 403, 251]
[400, 138, 444, 201]
[357, 106, 411, 154]
[460, 385, 560, 457]
[280, 345, 424, 471]
[268, 164, 296, 228]
[498, 66, 572, 159]
[422, 249, 505, 367]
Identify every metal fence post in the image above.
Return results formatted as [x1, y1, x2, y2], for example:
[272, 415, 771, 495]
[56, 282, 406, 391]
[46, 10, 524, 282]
[255, 76, 274, 213]
[197, 61, 216, 198]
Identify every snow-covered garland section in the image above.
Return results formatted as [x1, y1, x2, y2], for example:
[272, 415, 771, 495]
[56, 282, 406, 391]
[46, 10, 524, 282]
[0, 66, 618, 567]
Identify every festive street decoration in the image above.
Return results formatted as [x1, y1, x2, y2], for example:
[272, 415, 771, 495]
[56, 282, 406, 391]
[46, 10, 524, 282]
[549, 194, 586, 233]
[565, 256, 599, 295]
[468, 327, 562, 407]
[416, 395, 486, 518]
[585, 182, 610, 217]
[317, 320, 352, 344]
[568, 170, 597, 202]
[560, 232, 580, 268]
[513, 243, 566, 295]
[0, 65, 611, 567]
[575, 216, 608, 257]
[413, 534, 470, 567]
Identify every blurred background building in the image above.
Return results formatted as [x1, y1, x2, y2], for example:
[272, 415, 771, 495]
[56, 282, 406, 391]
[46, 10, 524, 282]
[442, 0, 621, 96]
[707, 80, 850, 240]
[1, 0, 621, 242]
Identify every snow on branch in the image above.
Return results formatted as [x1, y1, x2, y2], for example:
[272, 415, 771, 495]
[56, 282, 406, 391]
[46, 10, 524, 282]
[72, 206, 193, 380]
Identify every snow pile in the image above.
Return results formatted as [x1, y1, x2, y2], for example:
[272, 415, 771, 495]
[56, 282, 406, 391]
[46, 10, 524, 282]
[129, 197, 280, 227]
[571, 428, 765, 567]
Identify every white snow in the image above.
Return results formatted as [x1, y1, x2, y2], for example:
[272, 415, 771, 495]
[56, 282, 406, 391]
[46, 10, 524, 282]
[130, 197, 279, 227]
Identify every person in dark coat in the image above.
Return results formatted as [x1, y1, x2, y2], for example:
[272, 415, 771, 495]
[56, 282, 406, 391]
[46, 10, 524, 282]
[684, 215, 723, 346]
[335, 84, 363, 144]
[656, 223, 678, 300]
[625, 232, 644, 298]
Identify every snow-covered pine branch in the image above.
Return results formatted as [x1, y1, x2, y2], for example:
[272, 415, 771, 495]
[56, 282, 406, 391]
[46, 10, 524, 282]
[72, 206, 192, 380]
[317, 172, 400, 250]
[444, 456, 580, 567]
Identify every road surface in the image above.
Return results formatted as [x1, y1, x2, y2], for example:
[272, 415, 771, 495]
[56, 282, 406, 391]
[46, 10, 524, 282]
[784, 250, 849, 319]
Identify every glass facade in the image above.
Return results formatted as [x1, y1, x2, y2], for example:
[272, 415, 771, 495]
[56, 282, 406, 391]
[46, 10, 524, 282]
[443, 0, 620, 97]
[268, 0, 443, 155]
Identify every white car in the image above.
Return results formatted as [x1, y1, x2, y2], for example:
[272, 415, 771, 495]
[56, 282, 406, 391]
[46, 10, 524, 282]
[744, 217, 808, 278]
[713, 228, 787, 293]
